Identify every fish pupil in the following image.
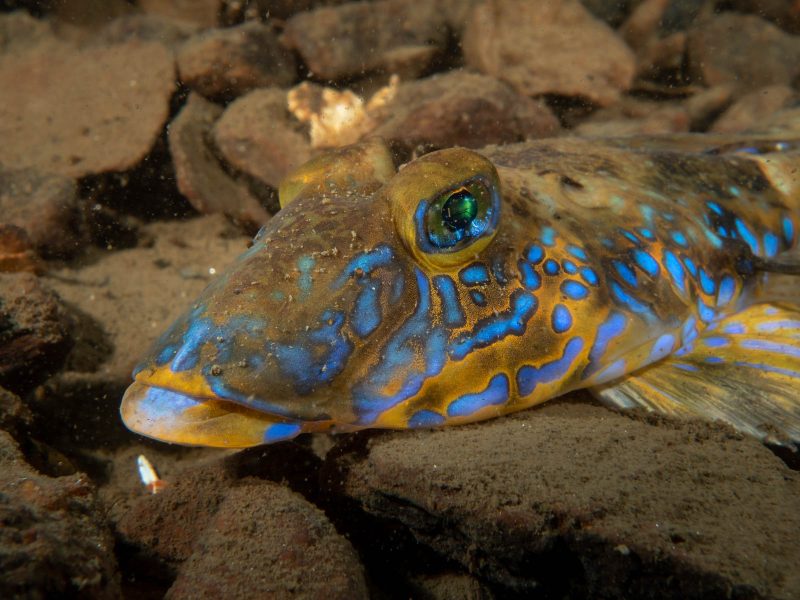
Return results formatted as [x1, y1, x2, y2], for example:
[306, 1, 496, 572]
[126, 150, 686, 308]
[442, 190, 477, 232]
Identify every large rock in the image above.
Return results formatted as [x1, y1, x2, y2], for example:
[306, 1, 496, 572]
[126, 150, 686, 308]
[463, 0, 636, 107]
[710, 85, 798, 134]
[336, 401, 800, 598]
[0, 38, 175, 178]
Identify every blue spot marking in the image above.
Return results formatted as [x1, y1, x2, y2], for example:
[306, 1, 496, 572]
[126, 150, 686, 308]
[612, 260, 637, 287]
[408, 410, 446, 428]
[297, 255, 315, 296]
[697, 298, 716, 323]
[620, 229, 640, 245]
[703, 336, 729, 348]
[353, 270, 448, 423]
[707, 201, 723, 215]
[609, 281, 651, 316]
[728, 185, 741, 197]
[470, 290, 487, 306]
[740, 339, 800, 358]
[551, 304, 572, 333]
[459, 263, 490, 286]
[491, 256, 510, 285]
[763, 232, 780, 257]
[526, 244, 545, 264]
[705, 356, 724, 364]
[631, 249, 659, 278]
[390, 273, 404, 304]
[723, 322, 745, 334]
[517, 338, 584, 396]
[717, 275, 736, 306]
[541, 226, 557, 246]
[648, 333, 675, 363]
[592, 358, 626, 384]
[601, 238, 615, 249]
[663, 249, 686, 294]
[333, 245, 395, 288]
[782, 216, 795, 244]
[447, 374, 510, 417]
[264, 422, 302, 443]
[433, 275, 466, 328]
[671, 231, 688, 247]
[567, 245, 588, 262]
[682, 255, 697, 277]
[518, 260, 541, 290]
[449, 290, 538, 361]
[637, 228, 655, 241]
[698, 268, 715, 295]
[579, 267, 599, 286]
[757, 319, 800, 333]
[351, 279, 382, 338]
[735, 218, 760, 254]
[586, 312, 626, 368]
[271, 290, 286, 302]
[562, 259, 578, 274]
[543, 259, 561, 276]
[561, 280, 589, 300]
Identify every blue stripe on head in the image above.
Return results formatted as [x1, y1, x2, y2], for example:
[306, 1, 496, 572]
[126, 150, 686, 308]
[561, 280, 589, 300]
[630, 249, 659, 278]
[551, 303, 572, 333]
[446, 374, 509, 418]
[433, 275, 466, 328]
[517, 260, 542, 290]
[517, 337, 584, 396]
[351, 279, 382, 337]
[333, 245, 395, 289]
[408, 409, 446, 428]
[459, 263, 491, 286]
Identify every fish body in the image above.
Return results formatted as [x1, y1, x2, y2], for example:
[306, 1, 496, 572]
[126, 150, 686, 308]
[121, 136, 800, 447]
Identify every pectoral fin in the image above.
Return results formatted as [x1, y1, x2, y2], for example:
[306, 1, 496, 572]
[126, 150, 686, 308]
[591, 304, 800, 445]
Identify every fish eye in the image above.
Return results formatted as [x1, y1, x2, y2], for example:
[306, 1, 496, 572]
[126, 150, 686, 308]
[420, 177, 499, 253]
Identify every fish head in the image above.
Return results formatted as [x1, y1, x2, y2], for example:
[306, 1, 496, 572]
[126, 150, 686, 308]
[121, 139, 551, 447]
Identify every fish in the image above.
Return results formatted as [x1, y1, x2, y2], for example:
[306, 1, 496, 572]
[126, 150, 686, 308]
[120, 134, 800, 448]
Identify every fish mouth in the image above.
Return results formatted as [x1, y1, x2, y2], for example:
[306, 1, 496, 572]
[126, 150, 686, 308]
[120, 381, 325, 448]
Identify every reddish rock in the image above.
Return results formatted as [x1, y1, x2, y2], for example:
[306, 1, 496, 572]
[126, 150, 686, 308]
[710, 85, 798, 134]
[0, 226, 41, 274]
[0, 39, 175, 178]
[463, 0, 636, 107]
[138, 0, 224, 28]
[687, 13, 800, 93]
[336, 402, 800, 598]
[0, 430, 120, 599]
[281, 0, 450, 81]
[212, 88, 313, 191]
[0, 273, 72, 393]
[372, 70, 561, 150]
[166, 480, 368, 599]
[177, 21, 296, 100]
[169, 93, 271, 231]
[0, 166, 83, 259]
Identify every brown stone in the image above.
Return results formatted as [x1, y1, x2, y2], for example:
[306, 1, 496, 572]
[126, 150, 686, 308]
[281, 0, 450, 81]
[0, 39, 175, 178]
[166, 480, 368, 599]
[574, 97, 690, 136]
[177, 21, 297, 100]
[710, 85, 798, 134]
[93, 14, 199, 50]
[138, 0, 223, 28]
[725, 0, 800, 34]
[0, 226, 41, 274]
[463, 0, 636, 107]
[372, 70, 561, 150]
[168, 93, 271, 231]
[687, 13, 800, 93]
[0, 273, 72, 393]
[0, 166, 83, 259]
[212, 88, 313, 190]
[336, 402, 800, 598]
[683, 84, 736, 131]
[0, 430, 120, 598]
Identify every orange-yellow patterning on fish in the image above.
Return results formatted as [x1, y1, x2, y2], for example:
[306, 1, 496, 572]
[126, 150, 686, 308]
[120, 134, 800, 448]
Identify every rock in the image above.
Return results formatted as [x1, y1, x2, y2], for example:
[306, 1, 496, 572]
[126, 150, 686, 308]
[463, 0, 636, 107]
[166, 480, 369, 599]
[0, 226, 42, 274]
[177, 21, 296, 100]
[281, 0, 450, 81]
[574, 97, 690, 136]
[371, 70, 561, 150]
[138, 0, 224, 28]
[0, 430, 120, 598]
[0, 10, 59, 53]
[0, 39, 175, 178]
[0, 385, 33, 441]
[0, 273, 72, 393]
[687, 13, 800, 93]
[710, 85, 798, 134]
[580, 0, 637, 27]
[683, 84, 736, 131]
[336, 402, 800, 598]
[212, 88, 312, 191]
[0, 166, 83, 259]
[93, 14, 199, 51]
[725, 0, 800, 34]
[169, 93, 271, 231]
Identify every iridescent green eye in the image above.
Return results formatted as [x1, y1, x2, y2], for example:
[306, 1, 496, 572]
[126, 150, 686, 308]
[422, 179, 498, 251]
